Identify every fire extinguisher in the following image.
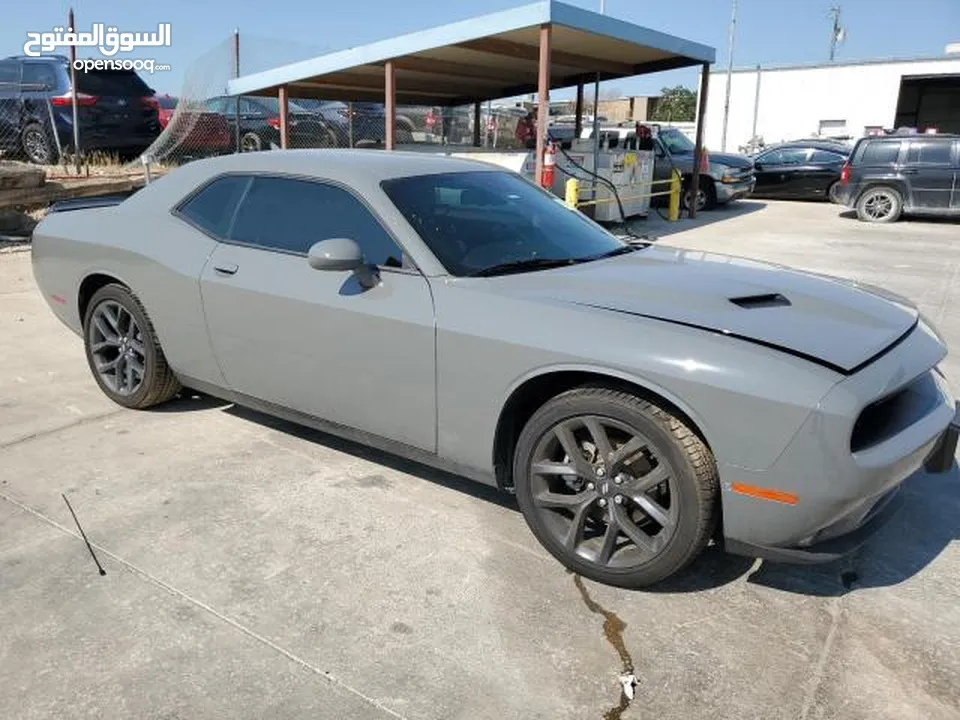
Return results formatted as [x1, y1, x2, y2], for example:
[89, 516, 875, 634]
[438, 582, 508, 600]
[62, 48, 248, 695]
[541, 141, 556, 189]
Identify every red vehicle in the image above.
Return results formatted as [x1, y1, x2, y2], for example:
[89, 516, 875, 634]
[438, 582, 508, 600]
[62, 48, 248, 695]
[157, 95, 232, 156]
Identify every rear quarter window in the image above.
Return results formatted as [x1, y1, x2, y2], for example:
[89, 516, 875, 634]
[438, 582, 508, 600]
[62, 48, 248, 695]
[905, 140, 955, 166]
[856, 140, 902, 166]
[176, 175, 252, 238]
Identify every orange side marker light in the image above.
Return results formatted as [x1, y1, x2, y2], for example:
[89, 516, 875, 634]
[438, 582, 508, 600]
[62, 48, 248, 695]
[731, 482, 799, 506]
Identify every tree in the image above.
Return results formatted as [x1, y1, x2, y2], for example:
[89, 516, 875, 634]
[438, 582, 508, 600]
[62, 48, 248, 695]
[650, 86, 697, 122]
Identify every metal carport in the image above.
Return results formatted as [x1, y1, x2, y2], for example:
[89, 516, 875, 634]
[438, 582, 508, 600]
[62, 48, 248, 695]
[226, 0, 716, 214]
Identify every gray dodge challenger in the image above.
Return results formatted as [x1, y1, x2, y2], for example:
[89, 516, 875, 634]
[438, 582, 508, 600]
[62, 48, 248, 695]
[32, 149, 959, 588]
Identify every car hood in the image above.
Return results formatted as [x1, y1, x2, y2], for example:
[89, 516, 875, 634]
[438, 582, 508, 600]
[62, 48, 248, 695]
[488, 246, 918, 374]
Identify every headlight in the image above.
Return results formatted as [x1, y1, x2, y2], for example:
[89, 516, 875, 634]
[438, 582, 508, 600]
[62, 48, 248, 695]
[709, 163, 730, 181]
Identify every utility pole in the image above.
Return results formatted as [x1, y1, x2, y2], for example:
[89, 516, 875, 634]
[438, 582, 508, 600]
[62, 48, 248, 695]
[720, 0, 738, 151]
[828, 6, 844, 62]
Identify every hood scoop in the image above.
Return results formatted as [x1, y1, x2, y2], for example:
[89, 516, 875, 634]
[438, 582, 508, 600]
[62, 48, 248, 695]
[729, 293, 791, 309]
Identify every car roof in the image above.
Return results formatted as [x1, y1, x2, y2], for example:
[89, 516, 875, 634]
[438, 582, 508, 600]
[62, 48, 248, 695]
[767, 141, 851, 153]
[170, 149, 503, 183]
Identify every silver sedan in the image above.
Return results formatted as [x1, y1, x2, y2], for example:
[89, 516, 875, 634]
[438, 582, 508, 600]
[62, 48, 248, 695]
[31, 150, 959, 587]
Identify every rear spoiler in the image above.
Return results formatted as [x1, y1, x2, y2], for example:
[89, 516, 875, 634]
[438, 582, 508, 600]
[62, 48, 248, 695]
[48, 193, 135, 214]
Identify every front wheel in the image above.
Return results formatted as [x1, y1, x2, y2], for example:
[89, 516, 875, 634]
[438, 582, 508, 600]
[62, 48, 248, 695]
[856, 186, 902, 223]
[513, 386, 720, 588]
[83, 284, 181, 409]
[682, 177, 717, 212]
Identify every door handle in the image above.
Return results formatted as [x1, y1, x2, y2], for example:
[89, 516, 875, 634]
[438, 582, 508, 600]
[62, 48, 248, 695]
[901, 168, 919, 174]
[214, 262, 238, 275]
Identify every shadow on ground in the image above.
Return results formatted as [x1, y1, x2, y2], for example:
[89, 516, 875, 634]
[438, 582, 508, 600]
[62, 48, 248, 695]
[621, 199, 769, 240]
[182, 396, 956, 598]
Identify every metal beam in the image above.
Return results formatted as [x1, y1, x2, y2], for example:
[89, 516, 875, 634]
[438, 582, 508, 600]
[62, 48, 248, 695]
[278, 85, 289, 149]
[535, 24, 551, 186]
[473, 102, 481, 147]
[391, 55, 521, 82]
[455, 36, 633, 76]
[574, 81, 584, 137]
[385, 59, 396, 150]
[689, 62, 710, 219]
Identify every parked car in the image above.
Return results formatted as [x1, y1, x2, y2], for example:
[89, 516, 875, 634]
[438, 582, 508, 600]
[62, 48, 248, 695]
[31, 150, 959, 588]
[155, 95, 232, 158]
[203, 96, 342, 151]
[750, 141, 851, 202]
[581, 124, 756, 211]
[289, 99, 385, 145]
[834, 134, 960, 222]
[0, 54, 161, 164]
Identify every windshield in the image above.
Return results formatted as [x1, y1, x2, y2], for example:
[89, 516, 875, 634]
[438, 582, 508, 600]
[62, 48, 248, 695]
[658, 128, 695, 155]
[381, 171, 630, 277]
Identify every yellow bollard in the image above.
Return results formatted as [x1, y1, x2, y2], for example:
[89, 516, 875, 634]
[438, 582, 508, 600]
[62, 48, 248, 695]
[565, 177, 579, 210]
[668, 169, 681, 222]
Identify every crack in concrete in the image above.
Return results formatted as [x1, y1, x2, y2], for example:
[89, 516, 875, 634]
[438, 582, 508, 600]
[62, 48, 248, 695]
[0, 408, 125, 452]
[0, 491, 410, 720]
[573, 574, 636, 720]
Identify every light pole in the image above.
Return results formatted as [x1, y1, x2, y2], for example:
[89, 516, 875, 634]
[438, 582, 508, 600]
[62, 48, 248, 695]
[720, 0, 738, 152]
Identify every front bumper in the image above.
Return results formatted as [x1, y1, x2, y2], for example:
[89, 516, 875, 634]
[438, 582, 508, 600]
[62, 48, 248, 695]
[716, 177, 756, 204]
[720, 322, 956, 564]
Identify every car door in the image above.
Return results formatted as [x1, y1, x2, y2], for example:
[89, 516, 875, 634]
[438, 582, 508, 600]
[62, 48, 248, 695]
[197, 173, 437, 452]
[752, 148, 786, 196]
[807, 148, 848, 198]
[902, 139, 956, 213]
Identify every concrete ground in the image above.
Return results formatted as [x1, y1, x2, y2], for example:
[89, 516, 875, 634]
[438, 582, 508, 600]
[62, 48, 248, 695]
[1, 200, 958, 720]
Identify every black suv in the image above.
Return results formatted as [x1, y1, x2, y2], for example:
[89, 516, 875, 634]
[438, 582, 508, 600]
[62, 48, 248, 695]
[835, 134, 960, 223]
[0, 55, 161, 164]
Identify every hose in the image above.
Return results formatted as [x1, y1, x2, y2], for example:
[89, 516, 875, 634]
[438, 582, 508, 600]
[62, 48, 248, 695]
[549, 135, 651, 244]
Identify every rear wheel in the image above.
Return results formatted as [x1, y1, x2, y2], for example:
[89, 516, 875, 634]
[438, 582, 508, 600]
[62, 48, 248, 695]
[827, 181, 841, 204]
[239, 131, 263, 152]
[83, 284, 181, 409]
[856, 186, 902, 223]
[513, 386, 720, 588]
[22, 123, 58, 165]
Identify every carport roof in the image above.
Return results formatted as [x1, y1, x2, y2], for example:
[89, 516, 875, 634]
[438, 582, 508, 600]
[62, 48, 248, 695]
[226, 0, 716, 106]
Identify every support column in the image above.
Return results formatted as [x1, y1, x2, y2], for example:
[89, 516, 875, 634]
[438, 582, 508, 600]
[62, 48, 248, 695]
[278, 85, 289, 149]
[574, 81, 584, 138]
[689, 62, 710, 219]
[473, 101, 481, 147]
[534, 23, 552, 184]
[385, 60, 396, 150]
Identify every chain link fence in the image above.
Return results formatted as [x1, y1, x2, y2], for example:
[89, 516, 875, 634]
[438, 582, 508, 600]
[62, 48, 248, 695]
[2, 36, 558, 175]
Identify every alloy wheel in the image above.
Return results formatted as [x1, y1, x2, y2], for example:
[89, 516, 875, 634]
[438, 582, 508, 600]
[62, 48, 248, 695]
[88, 300, 146, 396]
[528, 414, 679, 569]
[862, 190, 896, 221]
[23, 129, 51, 164]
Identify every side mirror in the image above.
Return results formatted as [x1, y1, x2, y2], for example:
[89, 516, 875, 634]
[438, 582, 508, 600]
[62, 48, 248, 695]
[307, 238, 379, 289]
[308, 238, 363, 271]
[753, 162, 763, 170]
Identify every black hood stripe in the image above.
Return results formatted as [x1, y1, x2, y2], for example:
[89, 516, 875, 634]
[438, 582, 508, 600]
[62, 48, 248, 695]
[570, 301, 918, 376]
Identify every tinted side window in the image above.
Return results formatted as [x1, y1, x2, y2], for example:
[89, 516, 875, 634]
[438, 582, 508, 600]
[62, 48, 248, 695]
[905, 140, 954, 166]
[229, 176, 403, 267]
[0, 60, 21, 90]
[779, 147, 811, 164]
[20, 63, 58, 89]
[858, 141, 901, 165]
[756, 149, 782, 164]
[178, 175, 251, 238]
[810, 149, 846, 164]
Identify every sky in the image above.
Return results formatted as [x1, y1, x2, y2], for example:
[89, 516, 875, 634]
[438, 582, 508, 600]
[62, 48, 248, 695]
[4, 0, 959, 98]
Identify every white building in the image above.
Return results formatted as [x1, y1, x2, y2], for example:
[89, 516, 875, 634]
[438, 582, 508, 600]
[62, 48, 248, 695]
[704, 53, 960, 153]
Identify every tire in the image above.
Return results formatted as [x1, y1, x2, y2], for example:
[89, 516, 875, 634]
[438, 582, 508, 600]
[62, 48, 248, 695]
[513, 386, 720, 588]
[82, 284, 181, 409]
[21, 123, 58, 165]
[682, 177, 717, 212]
[827, 181, 841, 204]
[856, 186, 902, 223]
[239, 131, 263, 152]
